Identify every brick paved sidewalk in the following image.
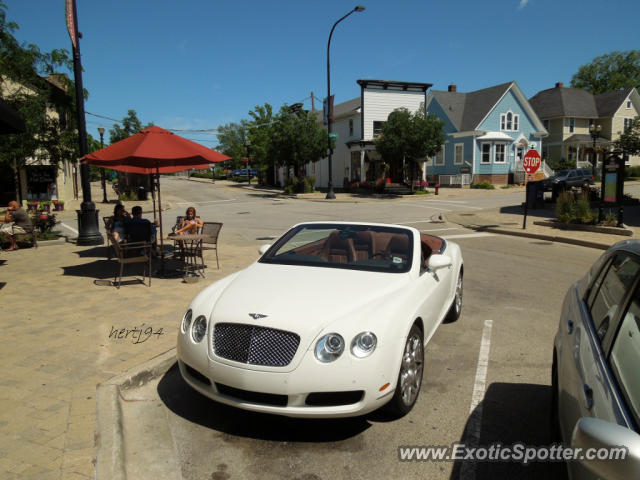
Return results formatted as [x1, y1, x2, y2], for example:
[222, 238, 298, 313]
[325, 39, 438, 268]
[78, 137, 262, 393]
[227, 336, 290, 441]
[0, 235, 258, 479]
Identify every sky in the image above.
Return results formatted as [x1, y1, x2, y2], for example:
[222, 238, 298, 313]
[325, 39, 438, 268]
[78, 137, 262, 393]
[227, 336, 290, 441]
[5, 0, 640, 146]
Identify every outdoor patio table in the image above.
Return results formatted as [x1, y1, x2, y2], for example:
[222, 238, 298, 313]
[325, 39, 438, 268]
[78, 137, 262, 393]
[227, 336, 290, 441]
[167, 233, 205, 278]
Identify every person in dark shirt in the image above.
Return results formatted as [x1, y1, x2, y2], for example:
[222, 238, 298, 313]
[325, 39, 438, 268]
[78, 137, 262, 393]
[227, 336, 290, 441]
[1, 201, 33, 250]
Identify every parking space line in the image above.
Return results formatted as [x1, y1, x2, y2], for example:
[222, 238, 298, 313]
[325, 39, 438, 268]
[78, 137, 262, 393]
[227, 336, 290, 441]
[460, 319, 493, 480]
[60, 222, 78, 235]
[442, 232, 494, 239]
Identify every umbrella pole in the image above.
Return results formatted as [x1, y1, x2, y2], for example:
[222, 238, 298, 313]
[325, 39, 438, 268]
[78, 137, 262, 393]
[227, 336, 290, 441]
[156, 167, 165, 275]
[151, 174, 157, 225]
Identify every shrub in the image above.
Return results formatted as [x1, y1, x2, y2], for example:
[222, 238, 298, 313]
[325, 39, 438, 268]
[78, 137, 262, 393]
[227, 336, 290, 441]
[556, 191, 575, 223]
[625, 166, 640, 179]
[574, 193, 595, 224]
[190, 170, 213, 179]
[471, 181, 495, 190]
[283, 177, 299, 195]
[374, 179, 386, 194]
[302, 176, 315, 193]
[413, 189, 430, 195]
[32, 212, 57, 233]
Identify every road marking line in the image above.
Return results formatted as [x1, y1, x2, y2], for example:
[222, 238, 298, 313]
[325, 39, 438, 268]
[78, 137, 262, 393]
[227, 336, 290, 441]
[460, 319, 493, 480]
[60, 222, 78, 235]
[415, 200, 483, 210]
[175, 199, 236, 205]
[420, 227, 460, 232]
[401, 204, 452, 212]
[399, 220, 434, 225]
[441, 232, 494, 239]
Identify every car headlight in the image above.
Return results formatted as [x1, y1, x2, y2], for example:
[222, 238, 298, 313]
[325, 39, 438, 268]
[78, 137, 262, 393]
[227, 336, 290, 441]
[191, 315, 207, 343]
[315, 333, 344, 363]
[351, 332, 377, 358]
[181, 309, 193, 334]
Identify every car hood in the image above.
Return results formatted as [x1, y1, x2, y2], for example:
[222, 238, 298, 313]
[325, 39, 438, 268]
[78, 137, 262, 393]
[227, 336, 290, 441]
[209, 262, 410, 344]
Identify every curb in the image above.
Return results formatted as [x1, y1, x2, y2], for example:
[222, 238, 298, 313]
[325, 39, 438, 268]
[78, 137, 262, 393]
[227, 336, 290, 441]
[472, 226, 612, 250]
[95, 349, 177, 480]
[532, 220, 633, 236]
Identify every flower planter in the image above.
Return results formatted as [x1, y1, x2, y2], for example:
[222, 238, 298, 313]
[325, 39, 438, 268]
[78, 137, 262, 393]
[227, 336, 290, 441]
[54, 203, 64, 211]
[27, 202, 38, 212]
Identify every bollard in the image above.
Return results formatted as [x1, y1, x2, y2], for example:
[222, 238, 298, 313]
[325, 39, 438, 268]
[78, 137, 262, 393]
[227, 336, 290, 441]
[435, 184, 440, 195]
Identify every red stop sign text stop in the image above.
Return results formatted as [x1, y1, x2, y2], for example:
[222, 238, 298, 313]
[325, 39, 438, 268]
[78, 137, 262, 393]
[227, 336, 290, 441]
[523, 150, 541, 174]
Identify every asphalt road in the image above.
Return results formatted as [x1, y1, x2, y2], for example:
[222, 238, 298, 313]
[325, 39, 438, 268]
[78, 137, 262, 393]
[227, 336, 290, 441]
[106, 178, 603, 480]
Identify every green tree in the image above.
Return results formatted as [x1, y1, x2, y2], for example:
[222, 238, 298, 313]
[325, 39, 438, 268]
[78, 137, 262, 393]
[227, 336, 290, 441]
[570, 50, 640, 94]
[616, 117, 640, 156]
[268, 105, 328, 180]
[215, 120, 249, 169]
[375, 107, 444, 190]
[0, 2, 77, 202]
[247, 103, 274, 182]
[109, 109, 153, 143]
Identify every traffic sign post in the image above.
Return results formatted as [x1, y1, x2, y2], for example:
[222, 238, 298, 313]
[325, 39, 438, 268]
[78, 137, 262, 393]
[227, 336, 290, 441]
[522, 150, 541, 229]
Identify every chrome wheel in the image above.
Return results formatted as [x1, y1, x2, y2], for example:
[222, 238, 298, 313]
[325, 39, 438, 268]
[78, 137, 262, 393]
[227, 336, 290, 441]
[399, 331, 424, 407]
[455, 274, 463, 315]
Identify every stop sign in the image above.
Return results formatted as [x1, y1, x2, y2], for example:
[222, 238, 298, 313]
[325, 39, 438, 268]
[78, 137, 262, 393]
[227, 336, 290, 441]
[523, 150, 541, 174]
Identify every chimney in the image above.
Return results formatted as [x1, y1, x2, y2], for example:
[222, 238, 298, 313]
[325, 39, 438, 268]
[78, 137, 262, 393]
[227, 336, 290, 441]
[555, 82, 564, 88]
[448, 84, 457, 92]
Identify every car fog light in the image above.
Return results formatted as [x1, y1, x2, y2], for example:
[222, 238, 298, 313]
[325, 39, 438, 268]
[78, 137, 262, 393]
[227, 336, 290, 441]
[351, 332, 377, 358]
[182, 309, 193, 334]
[191, 315, 207, 343]
[315, 333, 344, 363]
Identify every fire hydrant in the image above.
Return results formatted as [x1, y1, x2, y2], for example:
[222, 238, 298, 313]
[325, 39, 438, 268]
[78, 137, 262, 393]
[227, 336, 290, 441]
[435, 184, 440, 195]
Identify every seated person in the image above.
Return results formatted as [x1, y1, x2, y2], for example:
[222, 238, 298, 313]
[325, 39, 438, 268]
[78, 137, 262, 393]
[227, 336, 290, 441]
[106, 203, 130, 242]
[175, 206, 202, 235]
[0, 200, 33, 251]
[125, 206, 157, 243]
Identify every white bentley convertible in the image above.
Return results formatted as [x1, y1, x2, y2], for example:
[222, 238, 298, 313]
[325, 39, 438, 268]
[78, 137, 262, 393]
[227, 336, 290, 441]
[177, 222, 463, 418]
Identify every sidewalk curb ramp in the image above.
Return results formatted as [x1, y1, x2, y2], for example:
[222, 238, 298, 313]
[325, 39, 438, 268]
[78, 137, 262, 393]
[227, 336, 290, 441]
[95, 349, 178, 480]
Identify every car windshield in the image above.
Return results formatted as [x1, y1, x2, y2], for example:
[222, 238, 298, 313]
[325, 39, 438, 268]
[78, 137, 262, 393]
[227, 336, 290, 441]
[259, 224, 413, 273]
[556, 170, 569, 177]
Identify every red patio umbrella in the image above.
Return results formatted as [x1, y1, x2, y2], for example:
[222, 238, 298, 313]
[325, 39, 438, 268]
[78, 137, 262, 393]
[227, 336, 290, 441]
[82, 126, 230, 271]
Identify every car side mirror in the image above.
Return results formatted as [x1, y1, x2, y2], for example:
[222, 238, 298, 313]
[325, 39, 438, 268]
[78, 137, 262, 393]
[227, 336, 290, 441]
[428, 254, 452, 270]
[571, 417, 640, 480]
[258, 244, 271, 255]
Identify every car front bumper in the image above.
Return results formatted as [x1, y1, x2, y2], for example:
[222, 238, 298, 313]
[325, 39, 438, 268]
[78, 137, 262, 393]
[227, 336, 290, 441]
[177, 334, 401, 418]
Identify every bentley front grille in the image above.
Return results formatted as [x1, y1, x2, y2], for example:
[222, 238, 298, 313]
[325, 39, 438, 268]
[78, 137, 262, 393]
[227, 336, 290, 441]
[213, 323, 300, 367]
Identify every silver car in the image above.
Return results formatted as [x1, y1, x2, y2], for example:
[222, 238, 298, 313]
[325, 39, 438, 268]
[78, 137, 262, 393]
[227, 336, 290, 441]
[552, 239, 640, 479]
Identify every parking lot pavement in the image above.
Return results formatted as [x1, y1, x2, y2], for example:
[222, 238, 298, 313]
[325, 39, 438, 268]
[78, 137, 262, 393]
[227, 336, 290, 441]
[0, 235, 259, 479]
[96, 234, 602, 480]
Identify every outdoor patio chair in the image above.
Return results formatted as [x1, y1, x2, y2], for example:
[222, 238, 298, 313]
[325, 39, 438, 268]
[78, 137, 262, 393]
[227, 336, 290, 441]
[103, 216, 113, 259]
[11, 224, 38, 249]
[198, 221, 223, 272]
[108, 232, 152, 288]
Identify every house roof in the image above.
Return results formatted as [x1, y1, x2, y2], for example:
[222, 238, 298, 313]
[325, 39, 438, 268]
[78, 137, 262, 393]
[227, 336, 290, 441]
[429, 82, 514, 131]
[357, 79, 432, 91]
[529, 86, 636, 119]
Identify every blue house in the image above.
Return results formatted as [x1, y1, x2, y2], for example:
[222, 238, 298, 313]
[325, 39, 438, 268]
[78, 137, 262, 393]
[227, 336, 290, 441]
[425, 82, 548, 185]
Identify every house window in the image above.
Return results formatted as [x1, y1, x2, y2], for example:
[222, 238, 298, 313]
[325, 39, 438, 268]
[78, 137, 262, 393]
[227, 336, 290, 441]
[569, 117, 575, 133]
[454, 144, 464, 165]
[500, 111, 520, 131]
[624, 118, 633, 132]
[434, 145, 445, 166]
[481, 143, 491, 164]
[494, 144, 506, 163]
[373, 121, 385, 138]
[349, 119, 354, 137]
[627, 100, 632, 109]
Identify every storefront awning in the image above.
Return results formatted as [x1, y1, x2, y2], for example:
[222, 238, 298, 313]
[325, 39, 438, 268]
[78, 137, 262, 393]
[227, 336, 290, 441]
[476, 131, 514, 142]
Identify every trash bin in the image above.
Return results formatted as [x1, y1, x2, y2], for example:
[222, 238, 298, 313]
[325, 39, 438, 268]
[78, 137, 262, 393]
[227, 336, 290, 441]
[526, 181, 544, 209]
[137, 186, 147, 201]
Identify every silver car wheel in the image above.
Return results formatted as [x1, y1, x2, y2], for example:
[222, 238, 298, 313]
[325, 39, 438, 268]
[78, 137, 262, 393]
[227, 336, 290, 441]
[400, 332, 423, 406]
[455, 274, 463, 314]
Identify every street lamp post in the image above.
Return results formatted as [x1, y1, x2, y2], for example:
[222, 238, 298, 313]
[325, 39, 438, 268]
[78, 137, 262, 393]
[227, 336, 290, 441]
[97, 125, 108, 203]
[326, 5, 365, 200]
[245, 139, 251, 186]
[589, 123, 601, 177]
